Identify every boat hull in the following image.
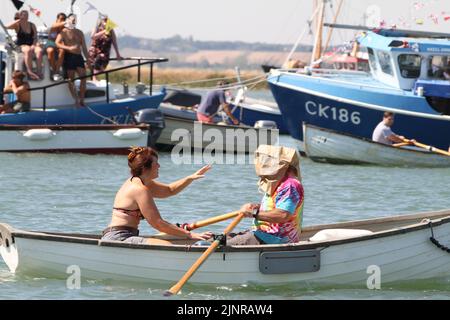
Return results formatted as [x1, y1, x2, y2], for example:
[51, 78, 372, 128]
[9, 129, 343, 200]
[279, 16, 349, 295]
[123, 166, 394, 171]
[0, 125, 152, 154]
[157, 116, 279, 154]
[304, 124, 450, 167]
[0, 93, 166, 126]
[268, 72, 450, 150]
[1, 210, 450, 287]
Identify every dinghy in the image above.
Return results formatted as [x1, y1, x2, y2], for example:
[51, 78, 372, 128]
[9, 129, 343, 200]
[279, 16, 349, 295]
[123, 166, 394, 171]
[303, 123, 450, 167]
[1, 209, 450, 287]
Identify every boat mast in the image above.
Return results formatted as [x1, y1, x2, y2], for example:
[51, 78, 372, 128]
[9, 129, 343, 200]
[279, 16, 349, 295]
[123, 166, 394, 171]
[311, 0, 326, 66]
[323, 0, 344, 55]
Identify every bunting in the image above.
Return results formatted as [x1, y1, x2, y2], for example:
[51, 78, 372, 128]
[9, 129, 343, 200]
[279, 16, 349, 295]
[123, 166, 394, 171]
[28, 5, 42, 18]
[83, 1, 98, 15]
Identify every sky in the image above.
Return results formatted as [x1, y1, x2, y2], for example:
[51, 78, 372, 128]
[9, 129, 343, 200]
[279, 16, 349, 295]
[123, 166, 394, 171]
[0, 0, 449, 44]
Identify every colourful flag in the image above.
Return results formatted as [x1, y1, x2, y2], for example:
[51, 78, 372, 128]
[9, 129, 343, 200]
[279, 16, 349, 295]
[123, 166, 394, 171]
[415, 18, 424, 25]
[105, 18, 118, 35]
[429, 14, 439, 24]
[413, 2, 425, 10]
[11, 0, 24, 10]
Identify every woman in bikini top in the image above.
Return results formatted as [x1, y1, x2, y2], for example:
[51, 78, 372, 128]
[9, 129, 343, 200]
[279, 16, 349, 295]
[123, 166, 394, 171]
[103, 147, 214, 243]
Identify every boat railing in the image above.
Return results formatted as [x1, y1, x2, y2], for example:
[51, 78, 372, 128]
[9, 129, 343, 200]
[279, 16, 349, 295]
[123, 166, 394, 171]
[27, 57, 168, 111]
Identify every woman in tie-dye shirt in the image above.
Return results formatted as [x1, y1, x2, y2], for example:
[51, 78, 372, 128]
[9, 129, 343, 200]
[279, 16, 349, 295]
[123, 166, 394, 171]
[228, 166, 304, 246]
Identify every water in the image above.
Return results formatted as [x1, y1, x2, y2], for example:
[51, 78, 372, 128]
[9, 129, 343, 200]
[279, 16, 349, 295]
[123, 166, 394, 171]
[1, 132, 450, 300]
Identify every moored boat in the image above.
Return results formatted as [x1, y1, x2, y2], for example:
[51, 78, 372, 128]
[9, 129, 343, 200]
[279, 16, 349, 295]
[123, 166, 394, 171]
[1, 209, 450, 287]
[267, 25, 450, 151]
[0, 123, 161, 154]
[303, 123, 450, 167]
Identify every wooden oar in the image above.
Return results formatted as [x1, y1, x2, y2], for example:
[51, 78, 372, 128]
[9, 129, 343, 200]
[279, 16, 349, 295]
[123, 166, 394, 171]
[164, 213, 245, 297]
[183, 211, 241, 231]
[403, 139, 450, 157]
[393, 142, 411, 148]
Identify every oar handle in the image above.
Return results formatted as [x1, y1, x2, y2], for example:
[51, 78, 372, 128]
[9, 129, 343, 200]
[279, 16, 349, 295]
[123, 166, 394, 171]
[164, 213, 245, 297]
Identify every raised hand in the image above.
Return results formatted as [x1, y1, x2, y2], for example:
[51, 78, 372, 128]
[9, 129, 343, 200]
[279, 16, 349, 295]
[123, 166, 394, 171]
[189, 165, 212, 181]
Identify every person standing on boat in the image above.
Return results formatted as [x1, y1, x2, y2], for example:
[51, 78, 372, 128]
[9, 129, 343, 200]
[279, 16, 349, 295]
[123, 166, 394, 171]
[101, 147, 214, 244]
[88, 15, 122, 82]
[228, 145, 304, 246]
[0, 71, 31, 114]
[46, 13, 67, 82]
[372, 112, 410, 145]
[196, 81, 240, 125]
[6, 10, 43, 81]
[55, 14, 90, 107]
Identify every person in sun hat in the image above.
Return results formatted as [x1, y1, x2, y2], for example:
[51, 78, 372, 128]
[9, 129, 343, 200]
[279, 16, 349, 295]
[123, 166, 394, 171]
[227, 145, 305, 245]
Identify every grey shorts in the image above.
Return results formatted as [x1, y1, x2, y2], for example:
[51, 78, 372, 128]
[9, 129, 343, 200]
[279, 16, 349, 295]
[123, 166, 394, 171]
[227, 231, 264, 246]
[101, 229, 146, 244]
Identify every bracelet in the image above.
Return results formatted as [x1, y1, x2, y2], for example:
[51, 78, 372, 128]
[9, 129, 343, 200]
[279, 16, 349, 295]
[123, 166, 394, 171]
[252, 208, 260, 220]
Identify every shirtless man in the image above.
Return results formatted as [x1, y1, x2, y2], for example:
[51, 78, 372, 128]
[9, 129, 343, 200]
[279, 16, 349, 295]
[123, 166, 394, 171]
[55, 14, 90, 107]
[0, 71, 31, 114]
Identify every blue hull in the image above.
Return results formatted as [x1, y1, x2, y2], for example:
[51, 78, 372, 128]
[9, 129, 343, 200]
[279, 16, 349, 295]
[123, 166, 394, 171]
[268, 74, 450, 150]
[0, 93, 165, 125]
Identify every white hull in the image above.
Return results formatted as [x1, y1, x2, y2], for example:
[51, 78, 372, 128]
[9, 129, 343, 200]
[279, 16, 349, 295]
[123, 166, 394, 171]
[0, 125, 151, 154]
[1, 210, 450, 287]
[157, 116, 279, 154]
[304, 124, 450, 167]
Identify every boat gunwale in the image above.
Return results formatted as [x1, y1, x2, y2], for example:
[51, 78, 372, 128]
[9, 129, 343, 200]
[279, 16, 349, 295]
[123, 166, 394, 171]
[0, 124, 151, 131]
[4, 209, 450, 253]
[304, 123, 450, 158]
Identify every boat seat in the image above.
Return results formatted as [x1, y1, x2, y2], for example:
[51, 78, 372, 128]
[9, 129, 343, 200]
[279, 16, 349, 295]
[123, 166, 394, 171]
[309, 229, 373, 242]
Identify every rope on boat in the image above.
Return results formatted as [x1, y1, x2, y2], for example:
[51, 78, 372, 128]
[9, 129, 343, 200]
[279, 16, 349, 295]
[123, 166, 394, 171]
[428, 221, 450, 253]
[86, 106, 120, 125]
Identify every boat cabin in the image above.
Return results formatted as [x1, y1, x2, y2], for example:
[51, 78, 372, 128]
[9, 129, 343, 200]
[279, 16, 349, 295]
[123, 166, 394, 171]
[357, 30, 450, 114]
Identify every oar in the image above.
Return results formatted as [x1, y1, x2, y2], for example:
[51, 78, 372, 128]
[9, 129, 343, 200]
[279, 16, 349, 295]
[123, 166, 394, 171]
[182, 211, 241, 231]
[393, 142, 411, 148]
[403, 139, 450, 157]
[164, 213, 245, 297]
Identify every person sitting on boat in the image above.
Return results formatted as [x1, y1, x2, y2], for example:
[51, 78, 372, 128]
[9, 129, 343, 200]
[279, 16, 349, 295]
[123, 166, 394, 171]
[228, 145, 304, 246]
[101, 147, 214, 244]
[46, 13, 67, 82]
[372, 112, 410, 145]
[88, 15, 123, 82]
[196, 81, 240, 125]
[55, 14, 90, 107]
[0, 71, 31, 114]
[6, 10, 43, 81]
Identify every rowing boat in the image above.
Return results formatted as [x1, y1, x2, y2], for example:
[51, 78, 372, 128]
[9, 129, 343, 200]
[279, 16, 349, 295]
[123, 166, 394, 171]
[303, 123, 450, 167]
[1, 209, 450, 287]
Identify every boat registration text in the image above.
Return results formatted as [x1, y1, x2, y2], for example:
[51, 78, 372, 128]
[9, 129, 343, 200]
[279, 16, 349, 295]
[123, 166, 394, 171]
[305, 101, 361, 125]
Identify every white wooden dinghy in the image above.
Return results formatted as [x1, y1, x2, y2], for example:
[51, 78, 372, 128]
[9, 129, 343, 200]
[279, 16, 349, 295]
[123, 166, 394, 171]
[1, 209, 450, 287]
[0, 124, 156, 155]
[157, 114, 279, 154]
[303, 123, 450, 167]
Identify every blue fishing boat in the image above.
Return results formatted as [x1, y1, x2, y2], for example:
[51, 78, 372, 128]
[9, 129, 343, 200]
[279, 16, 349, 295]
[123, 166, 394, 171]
[1, 45, 168, 125]
[267, 25, 450, 151]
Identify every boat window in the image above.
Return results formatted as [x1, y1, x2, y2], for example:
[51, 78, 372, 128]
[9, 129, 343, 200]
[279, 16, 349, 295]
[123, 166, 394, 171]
[367, 48, 378, 72]
[377, 51, 394, 76]
[398, 54, 422, 79]
[428, 55, 450, 80]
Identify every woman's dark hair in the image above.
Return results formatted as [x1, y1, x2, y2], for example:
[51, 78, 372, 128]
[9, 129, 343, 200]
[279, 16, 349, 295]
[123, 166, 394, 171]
[128, 147, 159, 177]
[57, 13, 67, 20]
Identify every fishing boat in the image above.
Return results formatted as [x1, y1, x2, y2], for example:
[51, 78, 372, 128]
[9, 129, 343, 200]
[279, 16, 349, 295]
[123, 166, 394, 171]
[303, 123, 450, 167]
[161, 87, 288, 134]
[1, 209, 450, 287]
[267, 22, 450, 151]
[0, 43, 168, 125]
[0, 123, 163, 154]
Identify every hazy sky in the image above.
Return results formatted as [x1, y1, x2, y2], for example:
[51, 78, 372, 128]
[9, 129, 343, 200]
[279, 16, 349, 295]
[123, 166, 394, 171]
[1, 0, 449, 44]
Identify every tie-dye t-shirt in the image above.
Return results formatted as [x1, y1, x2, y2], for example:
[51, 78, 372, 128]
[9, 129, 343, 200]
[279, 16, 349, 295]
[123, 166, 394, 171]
[253, 176, 304, 244]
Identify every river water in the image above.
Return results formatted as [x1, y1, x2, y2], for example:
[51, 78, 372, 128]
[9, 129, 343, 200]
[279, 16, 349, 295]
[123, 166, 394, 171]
[1, 90, 450, 300]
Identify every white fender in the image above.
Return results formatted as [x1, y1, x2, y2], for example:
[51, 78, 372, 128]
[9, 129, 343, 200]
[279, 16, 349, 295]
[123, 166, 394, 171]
[23, 129, 55, 141]
[113, 128, 144, 140]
